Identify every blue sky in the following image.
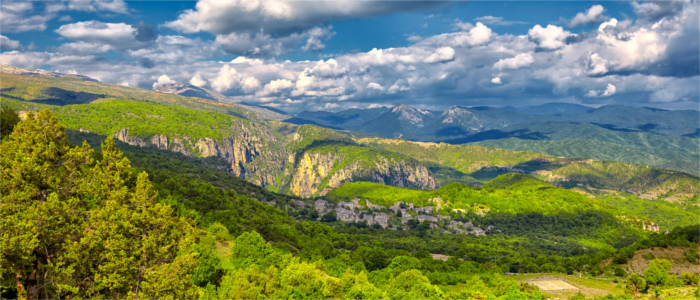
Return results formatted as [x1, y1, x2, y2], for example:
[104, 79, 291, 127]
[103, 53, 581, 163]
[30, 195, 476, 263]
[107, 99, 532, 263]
[1, 0, 698, 112]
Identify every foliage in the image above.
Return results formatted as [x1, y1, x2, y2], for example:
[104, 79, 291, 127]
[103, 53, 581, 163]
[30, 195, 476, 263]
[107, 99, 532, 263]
[0, 106, 20, 138]
[643, 259, 672, 286]
[0, 110, 198, 299]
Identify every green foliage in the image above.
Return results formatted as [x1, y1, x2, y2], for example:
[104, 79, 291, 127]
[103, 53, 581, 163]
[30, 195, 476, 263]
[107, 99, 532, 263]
[476, 123, 700, 176]
[386, 269, 444, 299]
[0, 106, 20, 138]
[232, 231, 275, 268]
[644, 259, 672, 286]
[55, 99, 245, 140]
[191, 234, 225, 287]
[0, 110, 198, 299]
[680, 272, 699, 286]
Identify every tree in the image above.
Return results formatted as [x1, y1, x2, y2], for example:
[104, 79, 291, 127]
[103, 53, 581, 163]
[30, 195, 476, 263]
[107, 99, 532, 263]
[231, 231, 274, 268]
[386, 269, 444, 299]
[626, 273, 647, 295]
[0, 110, 198, 299]
[644, 259, 672, 286]
[0, 106, 20, 138]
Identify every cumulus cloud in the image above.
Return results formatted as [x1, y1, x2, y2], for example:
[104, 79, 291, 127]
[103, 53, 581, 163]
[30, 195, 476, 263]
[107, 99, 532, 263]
[528, 24, 572, 50]
[0, 2, 52, 32]
[58, 41, 113, 54]
[263, 79, 294, 95]
[632, 0, 685, 22]
[56, 21, 138, 49]
[0, 0, 129, 33]
[424, 47, 455, 63]
[167, 0, 438, 35]
[0, 35, 21, 50]
[4, 0, 698, 111]
[493, 53, 534, 70]
[66, 0, 128, 14]
[569, 5, 605, 27]
[466, 22, 493, 46]
[211, 63, 262, 93]
[166, 0, 439, 55]
[153, 74, 175, 89]
[586, 83, 616, 97]
[190, 73, 206, 87]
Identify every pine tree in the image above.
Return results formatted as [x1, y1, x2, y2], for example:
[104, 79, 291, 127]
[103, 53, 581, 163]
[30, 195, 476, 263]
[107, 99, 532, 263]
[0, 110, 198, 299]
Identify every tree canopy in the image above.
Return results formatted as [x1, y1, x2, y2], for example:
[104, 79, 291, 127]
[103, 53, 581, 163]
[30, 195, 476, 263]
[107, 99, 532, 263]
[0, 110, 198, 299]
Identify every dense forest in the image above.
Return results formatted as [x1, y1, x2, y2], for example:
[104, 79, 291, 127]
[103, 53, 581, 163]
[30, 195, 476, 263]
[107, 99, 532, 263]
[1, 108, 698, 299]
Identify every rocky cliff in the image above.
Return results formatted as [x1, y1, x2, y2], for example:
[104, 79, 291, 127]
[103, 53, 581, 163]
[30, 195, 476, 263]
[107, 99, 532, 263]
[289, 150, 437, 197]
[113, 123, 286, 187]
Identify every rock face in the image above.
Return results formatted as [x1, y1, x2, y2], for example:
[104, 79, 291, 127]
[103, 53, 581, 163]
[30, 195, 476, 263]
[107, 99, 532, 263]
[289, 151, 437, 197]
[113, 128, 146, 147]
[112, 124, 284, 187]
[112, 124, 439, 197]
[195, 136, 259, 177]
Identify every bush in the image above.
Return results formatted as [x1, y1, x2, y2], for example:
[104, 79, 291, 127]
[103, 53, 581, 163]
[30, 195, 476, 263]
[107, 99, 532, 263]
[644, 259, 672, 286]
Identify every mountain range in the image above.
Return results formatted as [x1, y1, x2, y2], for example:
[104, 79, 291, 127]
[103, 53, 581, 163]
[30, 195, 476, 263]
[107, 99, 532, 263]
[291, 103, 700, 174]
[2, 65, 699, 298]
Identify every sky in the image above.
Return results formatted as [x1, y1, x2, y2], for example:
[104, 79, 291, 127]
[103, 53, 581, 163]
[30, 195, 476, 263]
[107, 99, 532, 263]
[0, 0, 698, 112]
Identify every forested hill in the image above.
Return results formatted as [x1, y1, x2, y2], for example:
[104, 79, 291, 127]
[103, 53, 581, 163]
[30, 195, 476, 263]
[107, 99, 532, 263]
[1, 69, 698, 204]
[1, 109, 698, 299]
[293, 104, 700, 175]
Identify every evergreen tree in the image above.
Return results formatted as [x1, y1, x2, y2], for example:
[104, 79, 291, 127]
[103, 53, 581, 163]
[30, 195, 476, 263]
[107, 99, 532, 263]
[0, 110, 198, 299]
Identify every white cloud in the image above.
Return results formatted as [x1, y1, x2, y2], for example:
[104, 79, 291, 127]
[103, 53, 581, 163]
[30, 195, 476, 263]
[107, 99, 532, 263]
[212, 64, 239, 92]
[5, 0, 696, 111]
[569, 5, 605, 27]
[66, 0, 128, 14]
[166, 0, 437, 55]
[367, 82, 384, 91]
[593, 18, 667, 73]
[56, 21, 139, 49]
[301, 26, 334, 51]
[167, 0, 436, 35]
[263, 79, 294, 94]
[210, 63, 262, 93]
[632, 0, 685, 22]
[0, 2, 52, 32]
[424, 47, 455, 63]
[58, 41, 113, 54]
[0, 35, 21, 50]
[586, 83, 616, 97]
[475, 15, 526, 26]
[0, 0, 129, 33]
[190, 73, 206, 87]
[528, 24, 572, 50]
[153, 74, 175, 89]
[466, 22, 493, 46]
[601, 83, 616, 96]
[493, 53, 534, 70]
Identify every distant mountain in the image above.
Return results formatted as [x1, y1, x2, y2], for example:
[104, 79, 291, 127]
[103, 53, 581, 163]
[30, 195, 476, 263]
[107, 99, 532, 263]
[154, 82, 222, 101]
[292, 103, 699, 174]
[2, 67, 698, 200]
[505, 102, 591, 116]
[0, 64, 97, 82]
[153, 82, 287, 120]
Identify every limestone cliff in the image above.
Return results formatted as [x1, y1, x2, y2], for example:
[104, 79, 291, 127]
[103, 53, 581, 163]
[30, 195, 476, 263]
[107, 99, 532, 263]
[289, 150, 437, 197]
[112, 123, 285, 187]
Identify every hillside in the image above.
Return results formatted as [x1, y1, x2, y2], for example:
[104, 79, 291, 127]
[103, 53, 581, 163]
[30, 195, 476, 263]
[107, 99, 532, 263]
[360, 138, 699, 202]
[2, 68, 698, 202]
[294, 104, 700, 174]
[2, 78, 698, 300]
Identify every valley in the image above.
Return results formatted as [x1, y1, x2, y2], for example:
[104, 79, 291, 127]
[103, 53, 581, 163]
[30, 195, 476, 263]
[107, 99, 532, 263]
[1, 66, 698, 299]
